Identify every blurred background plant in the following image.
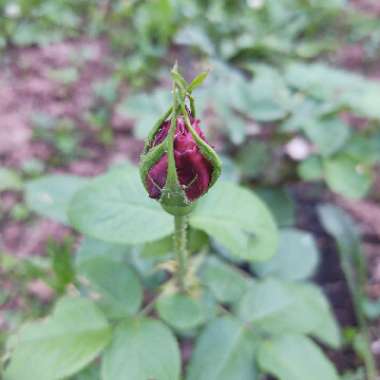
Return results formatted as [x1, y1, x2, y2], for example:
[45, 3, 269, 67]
[1, 0, 380, 379]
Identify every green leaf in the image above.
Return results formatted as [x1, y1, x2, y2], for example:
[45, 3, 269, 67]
[188, 229, 209, 253]
[298, 155, 323, 181]
[26, 175, 88, 225]
[244, 66, 290, 121]
[71, 365, 100, 380]
[285, 62, 380, 120]
[252, 229, 319, 281]
[345, 84, 380, 120]
[190, 181, 278, 261]
[219, 155, 241, 182]
[303, 118, 350, 157]
[235, 141, 271, 179]
[286, 62, 351, 100]
[317, 204, 361, 257]
[255, 188, 295, 227]
[102, 318, 181, 380]
[140, 235, 173, 258]
[79, 258, 142, 318]
[186, 317, 258, 380]
[4, 297, 111, 380]
[156, 294, 207, 331]
[237, 279, 340, 348]
[75, 238, 129, 270]
[49, 238, 75, 291]
[281, 99, 339, 133]
[223, 111, 247, 144]
[324, 155, 373, 199]
[345, 134, 380, 165]
[69, 167, 173, 244]
[0, 168, 23, 192]
[258, 334, 339, 380]
[200, 256, 249, 303]
[174, 26, 215, 55]
[199, 64, 249, 143]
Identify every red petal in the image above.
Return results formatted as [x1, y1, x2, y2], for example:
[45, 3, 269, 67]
[146, 155, 168, 199]
[151, 120, 171, 147]
[147, 116, 212, 201]
[175, 147, 212, 201]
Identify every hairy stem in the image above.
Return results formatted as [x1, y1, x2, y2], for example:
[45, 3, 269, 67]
[174, 215, 188, 291]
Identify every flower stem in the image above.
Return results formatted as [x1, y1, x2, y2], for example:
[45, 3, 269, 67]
[174, 215, 188, 292]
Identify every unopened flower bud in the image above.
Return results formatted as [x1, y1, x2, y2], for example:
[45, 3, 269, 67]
[140, 109, 221, 215]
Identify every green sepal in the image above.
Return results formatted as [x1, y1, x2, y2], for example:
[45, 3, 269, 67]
[139, 142, 166, 193]
[180, 104, 222, 189]
[159, 111, 190, 216]
[192, 132, 222, 189]
[189, 95, 196, 117]
[170, 64, 187, 91]
[140, 134, 193, 216]
[171, 71, 187, 97]
[143, 106, 172, 154]
[161, 202, 196, 216]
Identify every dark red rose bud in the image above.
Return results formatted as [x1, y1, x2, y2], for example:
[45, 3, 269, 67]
[139, 67, 221, 216]
[146, 117, 213, 201]
[140, 110, 221, 215]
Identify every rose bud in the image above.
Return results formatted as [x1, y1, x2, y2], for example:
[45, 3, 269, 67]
[147, 117, 212, 201]
[140, 108, 221, 216]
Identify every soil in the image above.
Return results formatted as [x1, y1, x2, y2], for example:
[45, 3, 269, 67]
[293, 184, 361, 372]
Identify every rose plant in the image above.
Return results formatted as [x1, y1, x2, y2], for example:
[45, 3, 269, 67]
[2, 67, 342, 380]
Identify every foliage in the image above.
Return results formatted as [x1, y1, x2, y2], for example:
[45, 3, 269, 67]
[0, 0, 96, 48]
[3, 164, 342, 380]
[1, 1, 380, 379]
[4, 298, 111, 380]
